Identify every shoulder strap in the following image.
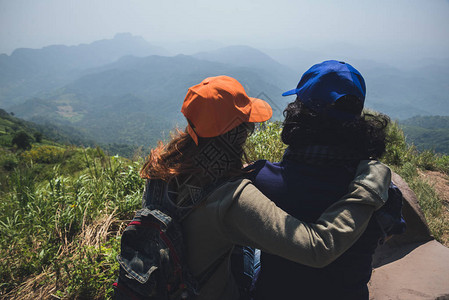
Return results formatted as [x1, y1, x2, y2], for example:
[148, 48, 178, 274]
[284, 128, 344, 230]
[142, 177, 240, 221]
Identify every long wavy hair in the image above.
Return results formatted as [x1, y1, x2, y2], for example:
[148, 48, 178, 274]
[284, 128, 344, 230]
[140, 123, 253, 185]
[281, 95, 390, 159]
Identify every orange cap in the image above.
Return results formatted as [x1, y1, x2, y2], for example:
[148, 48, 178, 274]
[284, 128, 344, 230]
[181, 76, 273, 145]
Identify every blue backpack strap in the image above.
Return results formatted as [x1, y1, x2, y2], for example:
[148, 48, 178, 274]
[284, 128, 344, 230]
[231, 246, 261, 300]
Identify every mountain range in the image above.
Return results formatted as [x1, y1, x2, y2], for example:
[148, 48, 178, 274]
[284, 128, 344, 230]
[1, 33, 448, 149]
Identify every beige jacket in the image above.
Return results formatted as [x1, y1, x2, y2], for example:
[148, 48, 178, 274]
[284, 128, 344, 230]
[182, 160, 391, 300]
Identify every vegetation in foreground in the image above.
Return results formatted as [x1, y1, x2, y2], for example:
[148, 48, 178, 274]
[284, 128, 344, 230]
[0, 146, 143, 299]
[0, 119, 448, 299]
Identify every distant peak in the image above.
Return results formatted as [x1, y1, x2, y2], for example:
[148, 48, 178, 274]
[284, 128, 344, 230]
[112, 33, 147, 43]
[114, 32, 134, 39]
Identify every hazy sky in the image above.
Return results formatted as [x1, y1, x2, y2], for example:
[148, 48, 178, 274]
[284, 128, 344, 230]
[1, 0, 448, 61]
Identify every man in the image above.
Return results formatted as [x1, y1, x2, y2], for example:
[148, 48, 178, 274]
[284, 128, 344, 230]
[247, 60, 405, 299]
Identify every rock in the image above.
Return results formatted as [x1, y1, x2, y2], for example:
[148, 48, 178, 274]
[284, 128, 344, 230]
[369, 172, 449, 299]
[369, 240, 449, 300]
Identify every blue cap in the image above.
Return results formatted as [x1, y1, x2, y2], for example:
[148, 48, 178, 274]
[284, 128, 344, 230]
[282, 60, 366, 117]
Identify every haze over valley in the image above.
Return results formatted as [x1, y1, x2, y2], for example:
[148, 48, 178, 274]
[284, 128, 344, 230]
[1, 33, 448, 152]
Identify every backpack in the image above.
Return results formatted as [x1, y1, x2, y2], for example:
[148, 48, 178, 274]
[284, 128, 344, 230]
[113, 178, 223, 300]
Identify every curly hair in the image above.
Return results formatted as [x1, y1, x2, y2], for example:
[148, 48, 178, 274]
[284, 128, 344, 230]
[140, 123, 253, 183]
[281, 95, 390, 159]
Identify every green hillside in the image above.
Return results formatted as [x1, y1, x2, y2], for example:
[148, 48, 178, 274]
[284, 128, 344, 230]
[0, 108, 49, 149]
[1, 118, 448, 299]
[0, 108, 142, 159]
[399, 116, 449, 154]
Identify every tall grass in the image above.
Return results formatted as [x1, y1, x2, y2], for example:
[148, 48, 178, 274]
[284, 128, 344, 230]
[0, 147, 144, 298]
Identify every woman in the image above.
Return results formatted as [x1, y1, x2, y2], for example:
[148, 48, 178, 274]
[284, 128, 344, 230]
[250, 60, 404, 299]
[139, 75, 391, 299]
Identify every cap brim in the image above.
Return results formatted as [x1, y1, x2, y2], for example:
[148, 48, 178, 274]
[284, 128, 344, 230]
[248, 97, 273, 122]
[282, 89, 299, 96]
